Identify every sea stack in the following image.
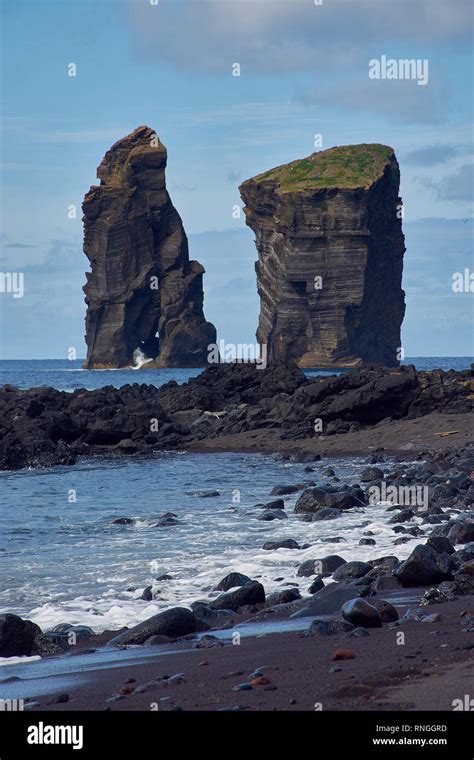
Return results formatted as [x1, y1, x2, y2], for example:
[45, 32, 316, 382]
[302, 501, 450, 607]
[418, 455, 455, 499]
[239, 144, 406, 368]
[82, 126, 216, 368]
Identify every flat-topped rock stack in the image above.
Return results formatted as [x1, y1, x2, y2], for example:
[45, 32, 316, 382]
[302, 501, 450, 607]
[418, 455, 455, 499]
[240, 144, 406, 368]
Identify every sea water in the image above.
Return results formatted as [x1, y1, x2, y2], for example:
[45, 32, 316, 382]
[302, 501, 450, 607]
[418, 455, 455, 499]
[0, 357, 471, 635]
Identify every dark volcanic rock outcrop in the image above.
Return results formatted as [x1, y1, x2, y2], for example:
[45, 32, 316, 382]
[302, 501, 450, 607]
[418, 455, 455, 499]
[83, 126, 216, 368]
[0, 363, 472, 470]
[239, 144, 406, 368]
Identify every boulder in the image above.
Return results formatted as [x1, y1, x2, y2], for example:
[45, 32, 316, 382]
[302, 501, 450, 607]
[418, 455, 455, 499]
[426, 536, 455, 555]
[394, 545, 453, 587]
[266, 589, 301, 606]
[294, 487, 365, 514]
[214, 572, 253, 592]
[262, 539, 300, 551]
[388, 508, 415, 524]
[290, 584, 365, 619]
[308, 576, 325, 594]
[257, 509, 287, 521]
[297, 555, 346, 577]
[448, 520, 474, 545]
[341, 598, 382, 628]
[210, 582, 265, 612]
[369, 598, 399, 623]
[270, 484, 303, 496]
[301, 508, 342, 522]
[108, 607, 197, 646]
[333, 561, 372, 581]
[0, 614, 42, 657]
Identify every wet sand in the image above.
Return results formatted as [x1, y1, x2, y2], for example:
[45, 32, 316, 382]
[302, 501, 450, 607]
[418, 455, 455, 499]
[7, 594, 473, 712]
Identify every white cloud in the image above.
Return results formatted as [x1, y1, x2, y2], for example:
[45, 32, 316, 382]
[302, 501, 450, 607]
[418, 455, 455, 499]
[127, 0, 473, 73]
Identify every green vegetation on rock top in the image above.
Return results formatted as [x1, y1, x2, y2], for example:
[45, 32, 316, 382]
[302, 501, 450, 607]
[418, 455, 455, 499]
[250, 144, 394, 192]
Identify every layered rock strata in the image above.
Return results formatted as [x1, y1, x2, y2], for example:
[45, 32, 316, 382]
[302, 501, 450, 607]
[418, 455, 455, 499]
[239, 144, 406, 367]
[83, 126, 216, 368]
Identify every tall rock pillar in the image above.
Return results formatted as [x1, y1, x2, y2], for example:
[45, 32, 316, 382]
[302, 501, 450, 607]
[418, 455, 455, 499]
[83, 126, 216, 368]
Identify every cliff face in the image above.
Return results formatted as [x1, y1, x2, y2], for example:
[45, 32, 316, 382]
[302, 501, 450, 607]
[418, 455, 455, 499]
[239, 144, 406, 368]
[83, 126, 216, 368]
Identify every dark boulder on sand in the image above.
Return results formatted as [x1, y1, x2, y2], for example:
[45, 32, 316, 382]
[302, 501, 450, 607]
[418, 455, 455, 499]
[341, 598, 382, 628]
[0, 614, 42, 657]
[290, 584, 365, 619]
[210, 581, 265, 612]
[369, 598, 399, 623]
[108, 607, 197, 646]
[395, 545, 453, 587]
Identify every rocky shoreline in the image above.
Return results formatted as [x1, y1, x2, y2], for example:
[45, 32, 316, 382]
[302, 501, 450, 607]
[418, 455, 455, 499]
[1, 362, 473, 471]
[1, 442, 473, 710]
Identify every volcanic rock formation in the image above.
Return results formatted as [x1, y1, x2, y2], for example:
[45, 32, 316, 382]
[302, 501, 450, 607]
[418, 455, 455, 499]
[83, 126, 216, 368]
[239, 144, 406, 368]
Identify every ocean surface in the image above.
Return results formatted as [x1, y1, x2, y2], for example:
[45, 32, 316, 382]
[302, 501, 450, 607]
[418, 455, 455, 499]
[0, 356, 471, 392]
[0, 356, 471, 641]
[1, 451, 425, 635]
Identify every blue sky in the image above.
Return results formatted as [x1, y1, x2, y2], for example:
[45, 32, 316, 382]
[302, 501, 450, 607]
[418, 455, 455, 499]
[0, 0, 473, 359]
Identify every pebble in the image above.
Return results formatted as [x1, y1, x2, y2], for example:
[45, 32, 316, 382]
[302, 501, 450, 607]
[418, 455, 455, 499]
[331, 648, 356, 661]
[233, 683, 253, 691]
[118, 685, 135, 695]
[250, 676, 271, 686]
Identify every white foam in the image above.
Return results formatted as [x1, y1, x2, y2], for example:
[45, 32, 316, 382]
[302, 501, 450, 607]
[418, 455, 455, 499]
[0, 655, 41, 667]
